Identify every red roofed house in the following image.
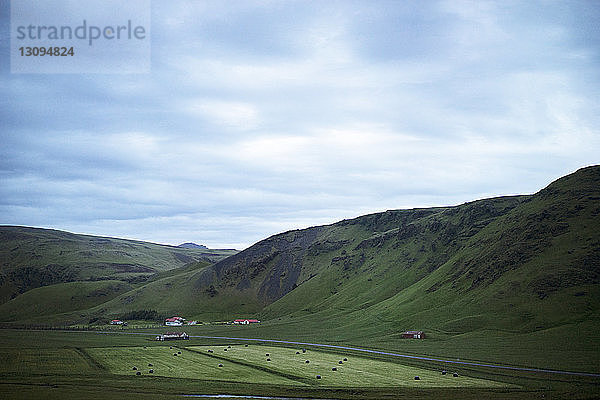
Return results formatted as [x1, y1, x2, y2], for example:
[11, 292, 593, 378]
[110, 319, 123, 325]
[233, 319, 260, 325]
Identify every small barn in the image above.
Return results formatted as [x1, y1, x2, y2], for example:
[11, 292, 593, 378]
[165, 316, 185, 326]
[233, 319, 260, 325]
[110, 319, 123, 325]
[156, 332, 189, 341]
[402, 330, 425, 339]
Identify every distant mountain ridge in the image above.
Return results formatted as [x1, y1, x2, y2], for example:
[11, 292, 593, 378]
[178, 242, 208, 249]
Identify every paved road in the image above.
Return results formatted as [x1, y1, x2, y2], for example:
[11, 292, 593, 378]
[93, 330, 600, 378]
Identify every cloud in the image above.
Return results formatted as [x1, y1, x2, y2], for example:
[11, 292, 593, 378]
[186, 99, 261, 130]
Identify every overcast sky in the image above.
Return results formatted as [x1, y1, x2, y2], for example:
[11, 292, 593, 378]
[1, 0, 599, 249]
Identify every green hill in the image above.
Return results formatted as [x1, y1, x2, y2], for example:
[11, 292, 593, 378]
[0, 226, 238, 304]
[0, 280, 132, 322]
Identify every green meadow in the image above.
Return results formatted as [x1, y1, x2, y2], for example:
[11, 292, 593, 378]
[85, 345, 299, 385]
[187, 344, 510, 388]
[0, 329, 598, 400]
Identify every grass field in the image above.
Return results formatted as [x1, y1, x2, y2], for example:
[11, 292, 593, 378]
[0, 329, 598, 400]
[187, 344, 511, 388]
[0, 347, 96, 376]
[85, 345, 300, 385]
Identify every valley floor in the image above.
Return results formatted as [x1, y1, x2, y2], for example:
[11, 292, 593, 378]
[0, 328, 598, 400]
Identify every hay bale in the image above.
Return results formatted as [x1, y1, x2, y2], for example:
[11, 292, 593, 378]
[453, 372, 459, 377]
[441, 370, 447, 375]
[331, 367, 337, 371]
[302, 349, 306, 353]
[173, 353, 178, 356]
[296, 351, 300, 354]
[265, 353, 270, 356]
[218, 363, 223, 367]
[414, 376, 420, 380]
[316, 375, 321, 379]
[245, 344, 248, 347]
[149, 369, 153, 373]
[228, 345, 231, 348]
[305, 360, 310, 363]
[136, 371, 141, 376]
[170, 346, 173, 349]
[148, 363, 153, 367]
[224, 348, 228, 351]
[338, 360, 343, 364]
[208, 349, 213, 353]
[343, 358, 348, 361]
[132, 366, 137, 370]
[178, 351, 181, 354]
[266, 358, 271, 361]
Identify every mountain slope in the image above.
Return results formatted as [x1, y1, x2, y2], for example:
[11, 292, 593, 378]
[187, 166, 599, 336]
[0, 280, 132, 322]
[0, 226, 238, 304]
[188, 196, 527, 319]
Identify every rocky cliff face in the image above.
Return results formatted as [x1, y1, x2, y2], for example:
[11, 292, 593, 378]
[194, 226, 324, 304]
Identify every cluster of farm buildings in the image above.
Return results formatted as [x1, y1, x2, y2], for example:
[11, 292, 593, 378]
[164, 317, 261, 326]
[153, 317, 260, 341]
[112, 317, 422, 338]
[109, 316, 261, 326]
[164, 316, 261, 326]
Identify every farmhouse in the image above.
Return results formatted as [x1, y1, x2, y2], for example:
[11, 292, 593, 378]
[233, 319, 260, 325]
[155, 332, 189, 341]
[165, 316, 185, 326]
[402, 330, 425, 339]
[110, 319, 123, 325]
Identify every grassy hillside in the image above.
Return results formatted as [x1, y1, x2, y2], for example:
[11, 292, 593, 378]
[0, 280, 132, 322]
[181, 196, 529, 321]
[0, 226, 238, 304]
